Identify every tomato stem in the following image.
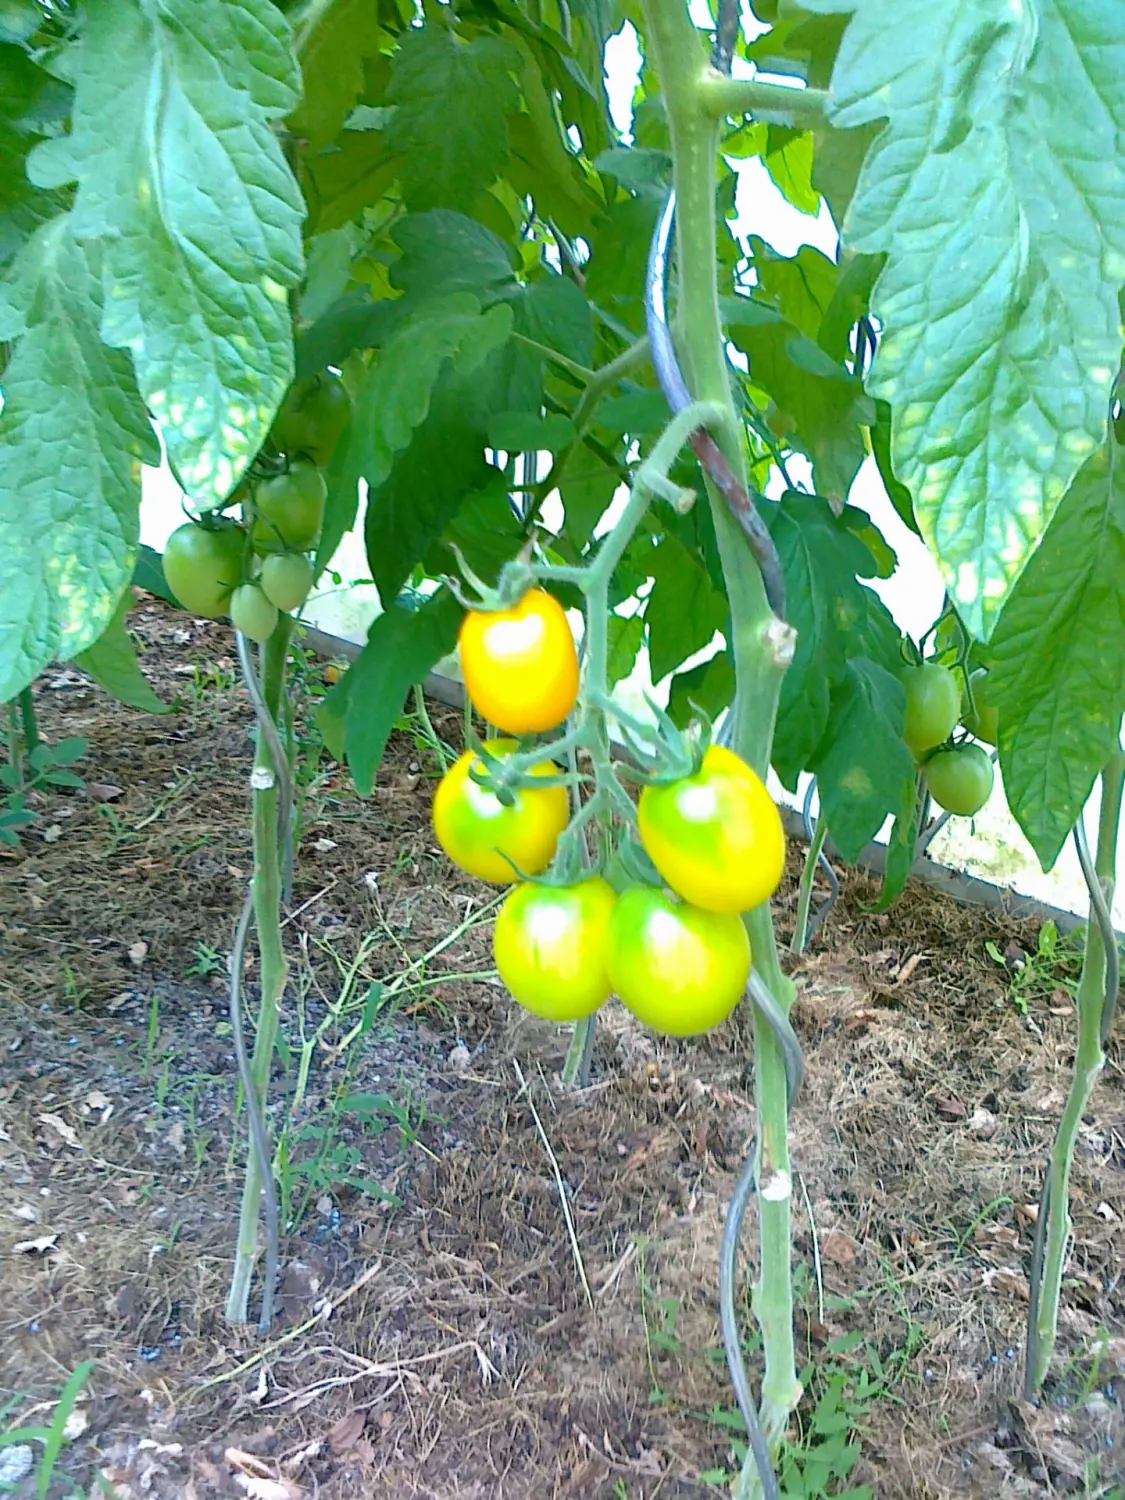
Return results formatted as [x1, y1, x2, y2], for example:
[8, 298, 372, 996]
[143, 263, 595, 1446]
[638, 0, 800, 1481]
[1025, 749, 1124, 1393]
[225, 614, 294, 1327]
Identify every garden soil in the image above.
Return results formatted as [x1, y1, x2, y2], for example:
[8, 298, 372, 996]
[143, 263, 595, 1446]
[1, 597, 1122, 1500]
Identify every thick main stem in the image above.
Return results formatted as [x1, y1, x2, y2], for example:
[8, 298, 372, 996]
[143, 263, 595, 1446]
[638, 0, 799, 1469]
[18, 687, 39, 759]
[1028, 755, 1124, 1391]
[225, 617, 294, 1325]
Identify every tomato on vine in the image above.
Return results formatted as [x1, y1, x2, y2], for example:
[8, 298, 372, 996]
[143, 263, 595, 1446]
[251, 461, 327, 554]
[494, 877, 617, 1022]
[924, 743, 994, 817]
[458, 589, 579, 735]
[638, 743, 785, 914]
[162, 520, 246, 618]
[604, 885, 751, 1037]
[229, 583, 279, 644]
[270, 371, 351, 465]
[432, 740, 569, 884]
[962, 668, 999, 746]
[260, 552, 314, 613]
[902, 662, 960, 756]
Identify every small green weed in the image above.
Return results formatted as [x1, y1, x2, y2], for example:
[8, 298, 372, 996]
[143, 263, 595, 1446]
[186, 941, 224, 978]
[0, 735, 88, 847]
[0, 1361, 92, 1499]
[985, 920, 1085, 1016]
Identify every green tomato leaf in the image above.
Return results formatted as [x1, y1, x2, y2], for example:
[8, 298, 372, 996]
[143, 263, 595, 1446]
[762, 127, 819, 216]
[390, 210, 518, 305]
[287, 0, 385, 150]
[0, 217, 158, 700]
[75, 596, 168, 714]
[487, 411, 575, 453]
[666, 651, 735, 730]
[749, 236, 838, 345]
[347, 293, 507, 493]
[386, 26, 520, 212]
[987, 446, 1125, 871]
[29, 0, 304, 507]
[516, 274, 594, 369]
[811, 657, 914, 864]
[363, 371, 503, 603]
[871, 781, 923, 911]
[341, 589, 464, 795]
[131, 544, 178, 604]
[606, 612, 645, 689]
[645, 534, 728, 684]
[725, 296, 873, 506]
[809, 0, 1125, 635]
[302, 127, 401, 233]
[0, 43, 69, 272]
[767, 492, 901, 788]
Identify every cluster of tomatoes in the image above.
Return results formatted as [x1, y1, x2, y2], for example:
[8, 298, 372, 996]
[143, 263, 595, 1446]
[161, 372, 351, 641]
[431, 590, 787, 1037]
[902, 660, 997, 816]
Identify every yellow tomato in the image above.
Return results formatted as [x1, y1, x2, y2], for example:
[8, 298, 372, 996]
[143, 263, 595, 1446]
[638, 744, 785, 913]
[459, 589, 579, 735]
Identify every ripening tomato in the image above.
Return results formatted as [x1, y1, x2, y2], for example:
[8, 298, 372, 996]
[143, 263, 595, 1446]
[251, 461, 327, 554]
[270, 371, 352, 465]
[924, 743, 994, 817]
[493, 877, 617, 1022]
[962, 668, 999, 747]
[638, 744, 785, 914]
[229, 583, 279, 644]
[605, 885, 751, 1037]
[432, 739, 569, 884]
[162, 521, 246, 618]
[903, 662, 960, 756]
[260, 552, 314, 613]
[458, 589, 579, 735]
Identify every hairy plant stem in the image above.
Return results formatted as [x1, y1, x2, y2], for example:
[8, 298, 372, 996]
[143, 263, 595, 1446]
[18, 687, 39, 759]
[696, 75, 830, 124]
[226, 616, 294, 1325]
[1028, 753, 1124, 1392]
[638, 0, 799, 1479]
[6, 701, 24, 790]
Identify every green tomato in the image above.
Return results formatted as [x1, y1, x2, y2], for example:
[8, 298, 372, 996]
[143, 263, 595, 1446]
[251, 461, 327, 554]
[269, 372, 351, 465]
[162, 521, 246, 618]
[260, 552, 315, 613]
[962, 668, 999, 746]
[924, 743, 995, 817]
[229, 584, 279, 644]
[903, 662, 960, 756]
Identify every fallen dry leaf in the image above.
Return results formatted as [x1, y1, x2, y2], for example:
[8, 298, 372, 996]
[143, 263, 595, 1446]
[38, 1113, 80, 1149]
[128, 940, 148, 965]
[328, 1411, 365, 1455]
[84, 783, 124, 803]
[819, 1230, 858, 1265]
[982, 1267, 1029, 1299]
[934, 1094, 968, 1121]
[62, 1408, 88, 1441]
[13, 1233, 59, 1255]
[11, 1204, 37, 1223]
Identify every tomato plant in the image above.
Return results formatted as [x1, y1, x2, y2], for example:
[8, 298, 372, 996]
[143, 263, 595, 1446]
[270, 371, 351, 465]
[458, 589, 579, 735]
[604, 885, 751, 1037]
[924, 743, 994, 817]
[251, 461, 327, 554]
[493, 877, 617, 1022]
[902, 662, 960, 756]
[431, 740, 569, 884]
[162, 522, 245, 619]
[5, 0, 1125, 1474]
[638, 743, 785, 913]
